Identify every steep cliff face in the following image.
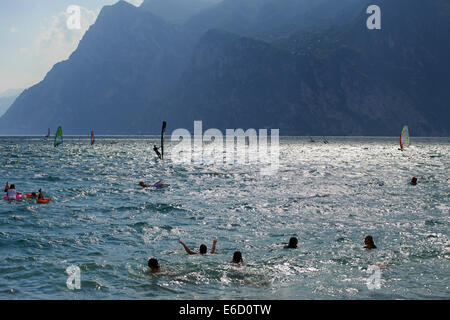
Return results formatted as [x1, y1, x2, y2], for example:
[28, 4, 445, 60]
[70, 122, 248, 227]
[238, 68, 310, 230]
[154, 29, 312, 133]
[153, 0, 450, 136]
[276, 0, 450, 135]
[1, 0, 448, 136]
[0, 1, 194, 134]
[0, 89, 22, 117]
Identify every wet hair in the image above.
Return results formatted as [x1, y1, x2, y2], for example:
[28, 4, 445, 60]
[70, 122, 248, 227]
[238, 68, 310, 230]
[411, 177, 417, 185]
[10, 184, 15, 189]
[199, 244, 207, 254]
[232, 251, 243, 264]
[148, 258, 159, 270]
[364, 236, 377, 249]
[287, 237, 298, 248]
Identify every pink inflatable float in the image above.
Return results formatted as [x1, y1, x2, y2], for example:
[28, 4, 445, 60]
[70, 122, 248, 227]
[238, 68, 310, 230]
[3, 193, 23, 201]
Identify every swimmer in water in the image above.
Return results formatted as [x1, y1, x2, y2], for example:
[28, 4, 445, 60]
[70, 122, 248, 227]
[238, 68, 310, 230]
[364, 236, 377, 249]
[152, 181, 168, 188]
[4, 181, 9, 192]
[148, 258, 162, 273]
[140, 181, 167, 188]
[139, 181, 148, 188]
[179, 239, 217, 255]
[6, 184, 17, 200]
[410, 177, 418, 185]
[232, 251, 243, 264]
[284, 237, 298, 249]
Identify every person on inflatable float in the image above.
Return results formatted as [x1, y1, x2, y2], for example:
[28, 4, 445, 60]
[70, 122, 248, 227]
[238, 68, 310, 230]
[7, 184, 18, 200]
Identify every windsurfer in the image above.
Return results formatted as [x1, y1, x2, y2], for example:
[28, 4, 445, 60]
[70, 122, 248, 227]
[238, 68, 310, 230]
[153, 145, 162, 159]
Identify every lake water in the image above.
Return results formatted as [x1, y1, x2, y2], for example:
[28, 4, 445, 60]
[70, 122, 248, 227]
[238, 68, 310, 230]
[0, 136, 449, 299]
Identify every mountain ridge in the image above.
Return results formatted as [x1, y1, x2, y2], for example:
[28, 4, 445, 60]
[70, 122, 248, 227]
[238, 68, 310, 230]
[0, 0, 448, 136]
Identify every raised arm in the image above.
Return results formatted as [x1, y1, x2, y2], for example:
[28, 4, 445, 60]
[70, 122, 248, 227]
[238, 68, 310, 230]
[179, 240, 197, 255]
[210, 239, 218, 254]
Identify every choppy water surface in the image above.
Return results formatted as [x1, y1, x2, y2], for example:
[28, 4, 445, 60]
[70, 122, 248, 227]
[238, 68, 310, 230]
[0, 136, 449, 299]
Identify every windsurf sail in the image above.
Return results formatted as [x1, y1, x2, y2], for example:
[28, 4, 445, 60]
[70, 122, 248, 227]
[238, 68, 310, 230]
[399, 125, 410, 150]
[45, 128, 50, 139]
[90, 130, 95, 146]
[161, 121, 166, 160]
[54, 126, 63, 147]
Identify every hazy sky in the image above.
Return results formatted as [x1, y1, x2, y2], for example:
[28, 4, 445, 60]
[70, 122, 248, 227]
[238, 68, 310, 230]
[0, 0, 145, 95]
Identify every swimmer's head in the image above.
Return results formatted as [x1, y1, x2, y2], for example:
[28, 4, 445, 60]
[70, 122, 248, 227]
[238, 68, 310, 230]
[148, 258, 160, 271]
[287, 237, 298, 249]
[411, 177, 417, 185]
[199, 244, 207, 254]
[364, 236, 377, 249]
[232, 251, 243, 264]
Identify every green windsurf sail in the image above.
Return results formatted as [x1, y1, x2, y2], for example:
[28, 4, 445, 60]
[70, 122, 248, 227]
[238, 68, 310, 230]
[54, 126, 63, 147]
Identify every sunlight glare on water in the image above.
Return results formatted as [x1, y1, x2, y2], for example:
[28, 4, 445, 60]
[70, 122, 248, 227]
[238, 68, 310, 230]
[0, 136, 449, 299]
